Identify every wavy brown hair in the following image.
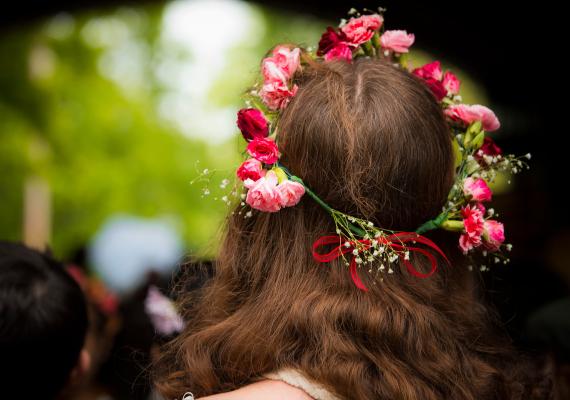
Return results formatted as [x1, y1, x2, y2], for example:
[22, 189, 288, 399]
[154, 57, 549, 399]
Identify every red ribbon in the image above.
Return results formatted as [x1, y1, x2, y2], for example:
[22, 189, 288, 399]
[312, 232, 450, 291]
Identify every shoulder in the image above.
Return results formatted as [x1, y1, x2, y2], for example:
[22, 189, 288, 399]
[198, 378, 314, 400]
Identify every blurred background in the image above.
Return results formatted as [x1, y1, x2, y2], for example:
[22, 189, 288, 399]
[0, 0, 568, 398]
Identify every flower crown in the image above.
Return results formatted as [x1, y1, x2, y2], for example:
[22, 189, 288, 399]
[233, 7, 530, 291]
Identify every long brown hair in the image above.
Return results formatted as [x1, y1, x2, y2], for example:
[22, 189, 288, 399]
[154, 57, 545, 399]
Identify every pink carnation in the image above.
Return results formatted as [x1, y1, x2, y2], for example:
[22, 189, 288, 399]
[412, 61, 443, 81]
[245, 171, 283, 212]
[262, 46, 300, 84]
[463, 177, 492, 202]
[237, 108, 269, 141]
[444, 104, 501, 132]
[483, 220, 505, 252]
[261, 59, 288, 85]
[277, 179, 305, 207]
[341, 14, 383, 46]
[236, 158, 265, 182]
[380, 30, 415, 53]
[324, 43, 353, 61]
[246, 137, 280, 165]
[259, 81, 298, 110]
[442, 71, 461, 96]
[459, 204, 485, 254]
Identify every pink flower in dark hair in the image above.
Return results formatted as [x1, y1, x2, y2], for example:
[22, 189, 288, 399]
[318, 27, 349, 56]
[237, 108, 269, 141]
[245, 170, 283, 212]
[341, 14, 384, 46]
[380, 30, 415, 53]
[442, 71, 461, 96]
[277, 179, 305, 207]
[236, 158, 265, 182]
[246, 137, 280, 165]
[145, 286, 184, 336]
[412, 61, 443, 81]
[463, 177, 492, 202]
[259, 81, 298, 110]
[325, 43, 353, 61]
[444, 104, 501, 132]
[483, 220, 505, 252]
[459, 204, 485, 254]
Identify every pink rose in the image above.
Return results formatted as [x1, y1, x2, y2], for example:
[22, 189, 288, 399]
[379, 30, 415, 53]
[259, 81, 298, 110]
[317, 27, 349, 56]
[246, 137, 280, 165]
[324, 43, 353, 61]
[459, 204, 485, 254]
[442, 71, 461, 96]
[412, 61, 443, 81]
[277, 179, 305, 207]
[463, 177, 492, 202]
[482, 220, 505, 252]
[341, 14, 383, 46]
[245, 171, 283, 212]
[262, 46, 300, 84]
[237, 108, 269, 141]
[236, 158, 265, 182]
[444, 104, 501, 132]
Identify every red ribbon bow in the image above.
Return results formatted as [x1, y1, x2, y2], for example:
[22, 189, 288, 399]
[312, 232, 450, 291]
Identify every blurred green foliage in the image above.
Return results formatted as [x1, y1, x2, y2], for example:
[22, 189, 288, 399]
[0, 1, 484, 259]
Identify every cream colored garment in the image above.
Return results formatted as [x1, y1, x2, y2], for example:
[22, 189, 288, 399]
[262, 368, 342, 400]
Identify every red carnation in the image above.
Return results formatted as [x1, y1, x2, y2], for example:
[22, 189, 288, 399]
[237, 108, 269, 142]
[317, 27, 349, 56]
[423, 78, 447, 101]
[246, 137, 280, 165]
[479, 137, 502, 157]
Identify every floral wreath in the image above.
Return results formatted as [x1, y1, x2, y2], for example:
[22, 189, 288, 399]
[232, 7, 530, 291]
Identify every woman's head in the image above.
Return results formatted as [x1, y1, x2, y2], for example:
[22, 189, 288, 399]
[154, 58, 532, 400]
[278, 56, 454, 230]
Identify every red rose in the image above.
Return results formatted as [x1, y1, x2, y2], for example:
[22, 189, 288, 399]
[237, 108, 269, 142]
[246, 137, 280, 165]
[317, 27, 348, 56]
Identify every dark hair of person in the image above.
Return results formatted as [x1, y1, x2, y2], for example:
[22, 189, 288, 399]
[0, 241, 88, 399]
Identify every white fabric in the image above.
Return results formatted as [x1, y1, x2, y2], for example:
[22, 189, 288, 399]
[262, 368, 341, 400]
